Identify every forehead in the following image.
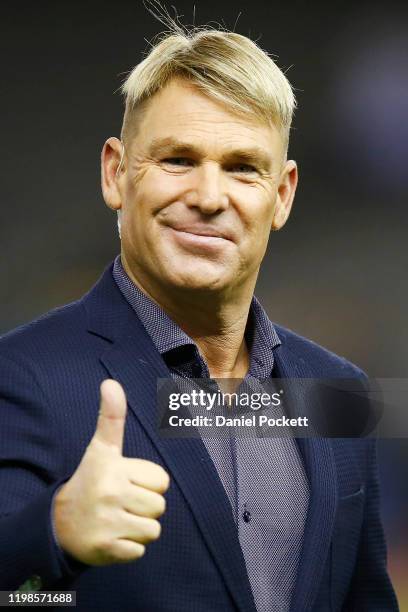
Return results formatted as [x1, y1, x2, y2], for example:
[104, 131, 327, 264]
[131, 78, 284, 158]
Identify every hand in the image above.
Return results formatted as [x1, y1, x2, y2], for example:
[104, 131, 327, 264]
[54, 379, 169, 565]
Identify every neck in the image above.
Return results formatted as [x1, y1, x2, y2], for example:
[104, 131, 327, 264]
[121, 255, 257, 378]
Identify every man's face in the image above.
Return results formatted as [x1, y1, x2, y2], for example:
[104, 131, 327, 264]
[103, 78, 297, 298]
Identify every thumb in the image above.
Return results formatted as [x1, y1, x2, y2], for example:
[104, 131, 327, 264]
[93, 379, 128, 452]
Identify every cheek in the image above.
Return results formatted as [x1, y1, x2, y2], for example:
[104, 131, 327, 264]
[122, 174, 156, 222]
[235, 189, 277, 239]
[121, 177, 179, 248]
[127, 169, 188, 220]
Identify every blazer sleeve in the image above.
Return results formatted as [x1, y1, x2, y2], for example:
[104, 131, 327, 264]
[342, 439, 399, 611]
[0, 352, 88, 590]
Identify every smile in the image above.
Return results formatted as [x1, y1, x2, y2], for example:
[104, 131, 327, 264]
[166, 226, 233, 251]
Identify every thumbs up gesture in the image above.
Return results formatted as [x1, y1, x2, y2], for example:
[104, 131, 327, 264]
[54, 380, 170, 566]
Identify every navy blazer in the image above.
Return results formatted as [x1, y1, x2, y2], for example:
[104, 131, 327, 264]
[0, 263, 398, 611]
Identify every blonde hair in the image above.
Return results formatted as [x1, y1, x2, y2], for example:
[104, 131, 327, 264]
[120, 27, 296, 151]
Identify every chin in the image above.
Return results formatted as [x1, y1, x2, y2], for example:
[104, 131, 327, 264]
[167, 268, 231, 293]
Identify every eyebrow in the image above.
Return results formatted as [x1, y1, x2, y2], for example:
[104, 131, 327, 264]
[148, 136, 272, 171]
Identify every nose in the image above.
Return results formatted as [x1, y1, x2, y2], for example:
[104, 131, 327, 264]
[185, 162, 229, 214]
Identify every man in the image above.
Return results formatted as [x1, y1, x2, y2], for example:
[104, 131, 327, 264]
[0, 25, 398, 612]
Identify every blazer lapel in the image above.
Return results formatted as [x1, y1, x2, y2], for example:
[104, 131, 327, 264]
[274, 344, 338, 612]
[83, 265, 257, 612]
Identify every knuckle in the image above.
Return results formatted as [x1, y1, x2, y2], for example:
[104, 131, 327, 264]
[97, 485, 122, 506]
[94, 507, 115, 528]
[133, 543, 146, 559]
[158, 469, 170, 492]
[103, 491, 121, 506]
[147, 519, 161, 541]
[156, 495, 166, 515]
[145, 493, 166, 517]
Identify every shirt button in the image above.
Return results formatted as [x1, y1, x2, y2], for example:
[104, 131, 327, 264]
[243, 510, 251, 523]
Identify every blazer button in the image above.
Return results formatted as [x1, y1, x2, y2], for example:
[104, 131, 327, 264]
[243, 510, 251, 523]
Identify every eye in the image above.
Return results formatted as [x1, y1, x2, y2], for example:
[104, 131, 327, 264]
[161, 157, 194, 168]
[228, 163, 258, 174]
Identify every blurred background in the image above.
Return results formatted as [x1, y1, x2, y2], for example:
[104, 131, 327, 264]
[1, 0, 407, 606]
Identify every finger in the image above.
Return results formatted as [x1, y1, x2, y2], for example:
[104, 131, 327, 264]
[123, 484, 166, 519]
[93, 379, 127, 453]
[125, 458, 170, 494]
[108, 540, 146, 564]
[120, 512, 162, 545]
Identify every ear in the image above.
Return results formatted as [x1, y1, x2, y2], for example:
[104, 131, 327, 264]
[101, 137, 126, 211]
[271, 160, 298, 231]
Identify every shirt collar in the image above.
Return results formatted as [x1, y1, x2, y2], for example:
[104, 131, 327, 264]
[112, 255, 280, 378]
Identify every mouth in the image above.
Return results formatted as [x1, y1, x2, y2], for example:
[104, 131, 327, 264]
[165, 225, 234, 252]
[165, 223, 234, 241]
